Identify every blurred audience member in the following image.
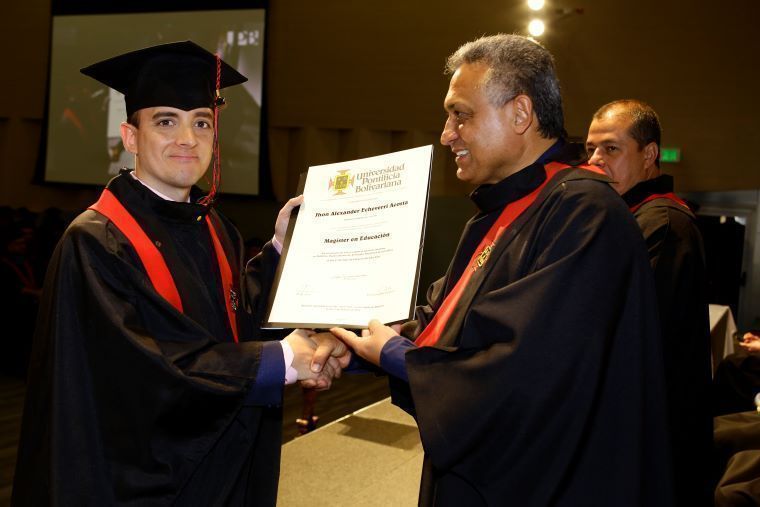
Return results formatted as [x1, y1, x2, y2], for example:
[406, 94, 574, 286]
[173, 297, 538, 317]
[0, 224, 41, 377]
[714, 331, 760, 415]
[30, 207, 68, 281]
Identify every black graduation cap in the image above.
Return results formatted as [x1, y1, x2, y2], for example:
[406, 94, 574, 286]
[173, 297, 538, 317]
[80, 40, 247, 117]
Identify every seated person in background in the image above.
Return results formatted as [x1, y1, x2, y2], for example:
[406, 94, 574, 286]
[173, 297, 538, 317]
[739, 332, 760, 355]
[714, 330, 760, 415]
[586, 99, 713, 507]
[713, 405, 760, 506]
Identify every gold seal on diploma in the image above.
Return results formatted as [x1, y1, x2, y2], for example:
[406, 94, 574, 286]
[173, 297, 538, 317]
[329, 169, 354, 196]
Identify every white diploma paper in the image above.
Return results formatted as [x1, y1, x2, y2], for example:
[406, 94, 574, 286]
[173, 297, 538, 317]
[265, 145, 433, 328]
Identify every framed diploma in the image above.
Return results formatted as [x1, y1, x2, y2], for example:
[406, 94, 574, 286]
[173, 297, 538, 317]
[265, 145, 433, 328]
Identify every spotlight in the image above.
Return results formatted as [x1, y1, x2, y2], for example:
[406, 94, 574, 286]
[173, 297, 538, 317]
[527, 0, 545, 10]
[528, 19, 545, 36]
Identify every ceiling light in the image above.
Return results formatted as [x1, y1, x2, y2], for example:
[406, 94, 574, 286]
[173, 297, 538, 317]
[528, 19, 545, 36]
[527, 0, 545, 10]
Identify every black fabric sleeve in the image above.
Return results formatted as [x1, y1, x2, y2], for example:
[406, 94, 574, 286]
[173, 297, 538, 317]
[74, 214, 279, 395]
[402, 181, 669, 503]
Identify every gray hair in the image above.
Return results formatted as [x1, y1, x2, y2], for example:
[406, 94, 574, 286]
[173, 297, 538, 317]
[446, 34, 565, 139]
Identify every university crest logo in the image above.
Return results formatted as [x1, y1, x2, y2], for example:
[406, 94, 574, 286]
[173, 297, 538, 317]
[328, 169, 354, 196]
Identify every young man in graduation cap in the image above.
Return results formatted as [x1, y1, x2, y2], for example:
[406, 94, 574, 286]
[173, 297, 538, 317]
[13, 41, 349, 505]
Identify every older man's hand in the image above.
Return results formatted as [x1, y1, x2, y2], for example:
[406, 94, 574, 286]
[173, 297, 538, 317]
[330, 319, 400, 366]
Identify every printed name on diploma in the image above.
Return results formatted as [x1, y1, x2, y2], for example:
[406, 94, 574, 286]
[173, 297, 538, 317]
[314, 200, 409, 218]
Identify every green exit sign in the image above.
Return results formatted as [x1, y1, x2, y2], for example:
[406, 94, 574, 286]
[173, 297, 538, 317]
[660, 148, 681, 163]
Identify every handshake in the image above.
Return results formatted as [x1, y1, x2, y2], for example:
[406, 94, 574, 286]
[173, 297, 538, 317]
[282, 329, 352, 390]
[282, 320, 402, 390]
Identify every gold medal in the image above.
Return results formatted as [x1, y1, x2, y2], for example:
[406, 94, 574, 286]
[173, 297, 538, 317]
[473, 243, 495, 271]
[230, 289, 239, 312]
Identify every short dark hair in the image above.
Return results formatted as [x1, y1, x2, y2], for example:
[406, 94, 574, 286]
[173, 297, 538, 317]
[127, 111, 140, 127]
[593, 99, 661, 167]
[445, 34, 566, 139]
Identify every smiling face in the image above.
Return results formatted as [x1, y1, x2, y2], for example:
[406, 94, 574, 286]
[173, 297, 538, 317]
[440, 62, 523, 186]
[585, 110, 659, 195]
[121, 106, 214, 201]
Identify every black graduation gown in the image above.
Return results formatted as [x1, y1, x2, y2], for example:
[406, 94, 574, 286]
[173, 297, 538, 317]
[623, 175, 714, 507]
[12, 172, 283, 506]
[392, 158, 674, 506]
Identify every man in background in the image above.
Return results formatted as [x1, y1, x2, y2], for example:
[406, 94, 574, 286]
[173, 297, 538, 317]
[587, 99, 713, 506]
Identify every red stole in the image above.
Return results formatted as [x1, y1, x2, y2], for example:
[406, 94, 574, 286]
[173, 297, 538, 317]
[89, 189, 239, 343]
[629, 192, 690, 213]
[415, 162, 601, 347]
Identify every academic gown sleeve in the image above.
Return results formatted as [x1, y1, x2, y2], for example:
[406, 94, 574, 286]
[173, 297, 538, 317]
[636, 205, 706, 330]
[639, 204, 673, 269]
[12, 212, 281, 505]
[82, 214, 278, 389]
[393, 275, 448, 351]
[400, 180, 673, 505]
[243, 238, 282, 341]
[636, 203, 714, 506]
[636, 204, 711, 425]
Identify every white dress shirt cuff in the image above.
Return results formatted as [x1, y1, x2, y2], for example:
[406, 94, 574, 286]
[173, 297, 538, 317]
[272, 235, 283, 254]
[280, 338, 298, 385]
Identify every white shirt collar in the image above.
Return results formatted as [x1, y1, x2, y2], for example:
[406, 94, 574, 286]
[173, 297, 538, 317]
[129, 171, 190, 203]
